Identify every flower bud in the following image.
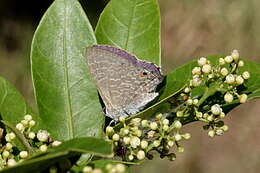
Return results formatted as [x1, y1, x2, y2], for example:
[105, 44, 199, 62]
[28, 132, 36, 139]
[29, 120, 36, 127]
[167, 140, 174, 147]
[202, 64, 212, 73]
[226, 74, 235, 84]
[16, 123, 25, 132]
[141, 140, 148, 149]
[130, 136, 140, 148]
[219, 58, 225, 65]
[192, 77, 202, 87]
[39, 144, 48, 152]
[177, 146, 184, 152]
[82, 166, 92, 173]
[115, 164, 126, 173]
[106, 126, 114, 135]
[131, 118, 141, 126]
[163, 125, 169, 131]
[24, 114, 33, 121]
[156, 113, 162, 119]
[162, 119, 169, 125]
[186, 99, 193, 105]
[5, 143, 12, 150]
[123, 137, 131, 145]
[238, 60, 244, 67]
[52, 141, 62, 147]
[198, 57, 207, 66]
[37, 130, 49, 142]
[239, 94, 248, 103]
[135, 130, 142, 137]
[224, 56, 233, 63]
[208, 130, 215, 137]
[221, 125, 229, 131]
[231, 50, 239, 61]
[184, 87, 191, 93]
[153, 140, 161, 147]
[147, 130, 155, 138]
[128, 155, 134, 161]
[174, 134, 182, 141]
[21, 120, 29, 126]
[2, 150, 10, 158]
[137, 150, 145, 160]
[216, 129, 224, 136]
[207, 115, 214, 121]
[211, 104, 222, 115]
[242, 71, 250, 79]
[92, 169, 102, 173]
[112, 134, 120, 141]
[173, 121, 182, 129]
[224, 92, 233, 103]
[196, 112, 203, 118]
[19, 151, 28, 158]
[236, 75, 244, 85]
[192, 67, 201, 75]
[119, 117, 125, 122]
[141, 120, 149, 127]
[176, 111, 183, 117]
[182, 133, 191, 140]
[219, 112, 226, 118]
[220, 67, 229, 76]
[150, 122, 158, 130]
[7, 159, 16, 167]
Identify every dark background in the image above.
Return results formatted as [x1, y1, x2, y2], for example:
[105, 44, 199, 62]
[0, 0, 260, 173]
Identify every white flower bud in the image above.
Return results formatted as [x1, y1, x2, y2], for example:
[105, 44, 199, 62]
[219, 58, 225, 65]
[29, 120, 36, 127]
[236, 75, 244, 85]
[150, 122, 158, 130]
[153, 140, 161, 147]
[131, 118, 141, 126]
[137, 150, 145, 160]
[173, 120, 182, 129]
[224, 56, 233, 63]
[231, 50, 239, 61]
[221, 125, 229, 131]
[16, 123, 25, 132]
[219, 112, 226, 118]
[24, 114, 33, 121]
[21, 120, 29, 126]
[192, 77, 202, 87]
[202, 64, 212, 73]
[182, 133, 191, 140]
[19, 151, 28, 158]
[52, 141, 62, 147]
[2, 150, 10, 158]
[208, 130, 215, 137]
[198, 57, 207, 66]
[177, 146, 184, 152]
[163, 125, 169, 131]
[106, 126, 114, 135]
[141, 140, 148, 149]
[39, 144, 48, 152]
[128, 155, 134, 161]
[207, 115, 214, 121]
[196, 112, 203, 118]
[112, 134, 120, 141]
[211, 104, 222, 115]
[184, 87, 191, 93]
[116, 164, 126, 173]
[174, 134, 182, 141]
[156, 113, 162, 119]
[123, 137, 131, 145]
[177, 111, 183, 117]
[5, 143, 13, 150]
[82, 166, 92, 173]
[141, 120, 149, 127]
[167, 140, 174, 147]
[226, 74, 235, 84]
[238, 60, 244, 67]
[135, 130, 142, 137]
[92, 169, 102, 173]
[28, 132, 36, 139]
[121, 128, 129, 136]
[220, 67, 229, 76]
[130, 136, 140, 148]
[7, 159, 16, 167]
[193, 99, 199, 105]
[224, 92, 234, 103]
[37, 130, 49, 142]
[192, 67, 201, 75]
[216, 129, 224, 136]
[9, 132, 16, 140]
[147, 130, 155, 138]
[239, 94, 248, 103]
[186, 99, 193, 105]
[162, 119, 169, 125]
[242, 71, 250, 79]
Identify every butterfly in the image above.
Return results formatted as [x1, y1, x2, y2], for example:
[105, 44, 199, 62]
[86, 45, 164, 120]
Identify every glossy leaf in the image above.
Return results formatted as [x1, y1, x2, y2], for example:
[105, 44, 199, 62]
[95, 0, 161, 65]
[30, 0, 104, 140]
[1, 137, 112, 173]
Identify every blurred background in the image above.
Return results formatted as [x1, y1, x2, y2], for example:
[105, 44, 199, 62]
[0, 0, 260, 173]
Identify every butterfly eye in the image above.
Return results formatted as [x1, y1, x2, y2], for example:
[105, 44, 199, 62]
[142, 72, 148, 76]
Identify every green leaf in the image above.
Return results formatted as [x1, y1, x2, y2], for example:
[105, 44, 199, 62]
[0, 77, 40, 128]
[95, 0, 161, 65]
[1, 137, 112, 173]
[30, 0, 104, 140]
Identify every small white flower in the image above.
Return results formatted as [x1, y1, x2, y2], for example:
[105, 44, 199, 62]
[156, 113, 162, 119]
[92, 169, 102, 173]
[130, 136, 140, 148]
[221, 125, 229, 131]
[135, 130, 142, 137]
[112, 134, 120, 141]
[216, 129, 224, 136]
[239, 94, 248, 103]
[123, 137, 131, 145]
[137, 150, 146, 160]
[192, 77, 202, 87]
[131, 118, 141, 126]
[162, 119, 169, 125]
[5, 143, 13, 150]
[208, 130, 215, 137]
[16, 123, 25, 132]
[208, 74, 214, 79]
[141, 140, 148, 149]
[173, 120, 182, 129]
[52, 141, 62, 147]
[219, 112, 226, 118]
[115, 164, 126, 173]
[220, 67, 229, 76]
[128, 155, 134, 161]
[224, 92, 234, 103]
[141, 120, 149, 127]
[242, 71, 250, 79]
[177, 111, 183, 117]
[19, 151, 28, 159]
[192, 67, 201, 75]
[184, 87, 191, 93]
[182, 133, 191, 140]
[106, 126, 114, 135]
[37, 130, 49, 142]
[236, 75, 244, 85]
[82, 166, 92, 173]
[121, 128, 129, 136]
[186, 99, 193, 105]
[231, 49, 239, 61]
[24, 114, 33, 121]
[196, 112, 203, 118]
[147, 130, 155, 138]
[21, 120, 29, 126]
[2, 150, 10, 158]
[174, 134, 182, 141]
[219, 58, 225, 65]
[177, 146, 184, 153]
[163, 125, 169, 131]
[224, 55, 233, 63]
[28, 132, 36, 139]
[29, 120, 36, 127]
[198, 57, 207, 66]
[225, 74, 235, 84]
[207, 115, 214, 121]
[211, 104, 222, 115]
[150, 122, 158, 130]
[238, 60, 244, 67]
[153, 140, 161, 147]
[39, 144, 48, 152]
[7, 159, 16, 167]
[193, 99, 199, 105]
[167, 140, 174, 147]
[202, 64, 212, 73]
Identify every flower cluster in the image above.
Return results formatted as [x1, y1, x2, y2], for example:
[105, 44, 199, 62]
[106, 114, 191, 162]
[83, 163, 126, 173]
[177, 50, 250, 137]
[0, 115, 61, 169]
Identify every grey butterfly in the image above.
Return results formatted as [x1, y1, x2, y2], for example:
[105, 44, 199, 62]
[86, 45, 164, 120]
